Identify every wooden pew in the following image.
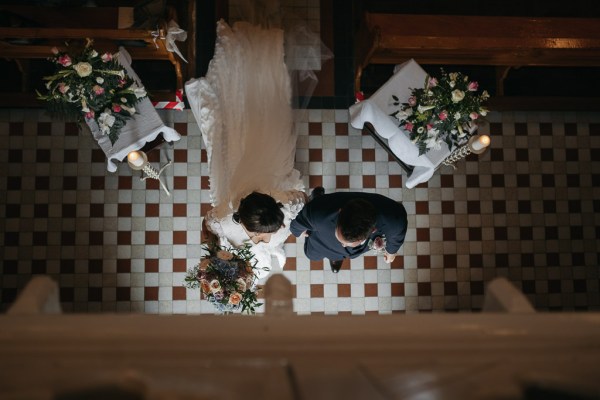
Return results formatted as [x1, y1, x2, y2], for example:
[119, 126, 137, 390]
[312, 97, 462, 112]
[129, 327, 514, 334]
[355, 13, 600, 106]
[0, 4, 192, 105]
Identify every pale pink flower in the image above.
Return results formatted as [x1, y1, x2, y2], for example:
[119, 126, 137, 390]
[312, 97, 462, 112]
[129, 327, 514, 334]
[112, 104, 122, 113]
[404, 122, 414, 132]
[209, 279, 221, 293]
[428, 77, 438, 87]
[467, 81, 479, 91]
[469, 112, 479, 120]
[85, 110, 95, 119]
[228, 292, 242, 305]
[408, 96, 417, 106]
[426, 124, 433, 131]
[372, 236, 385, 250]
[57, 82, 69, 94]
[93, 85, 104, 95]
[101, 52, 113, 62]
[438, 110, 448, 121]
[57, 54, 72, 67]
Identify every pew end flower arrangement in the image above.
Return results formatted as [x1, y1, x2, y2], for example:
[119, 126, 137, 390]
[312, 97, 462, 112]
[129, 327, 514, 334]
[391, 70, 490, 156]
[36, 39, 147, 145]
[184, 243, 263, 314]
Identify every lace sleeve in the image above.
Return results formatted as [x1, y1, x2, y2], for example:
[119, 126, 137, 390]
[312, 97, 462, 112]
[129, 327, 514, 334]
[273, 189, 307, 220]
[204, 208, 234, 248]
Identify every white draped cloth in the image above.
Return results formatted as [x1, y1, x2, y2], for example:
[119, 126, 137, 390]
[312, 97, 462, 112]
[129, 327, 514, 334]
[186, 20, 305, 279]
[349, 59, 451, 188]
[86, 47, 181, 172]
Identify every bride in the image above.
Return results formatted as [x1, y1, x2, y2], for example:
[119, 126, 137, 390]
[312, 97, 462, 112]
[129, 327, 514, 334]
[185, 19, 306, 280]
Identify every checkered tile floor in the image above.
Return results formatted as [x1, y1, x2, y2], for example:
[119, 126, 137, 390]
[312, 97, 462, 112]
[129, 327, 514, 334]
[0, 108, 599, 314]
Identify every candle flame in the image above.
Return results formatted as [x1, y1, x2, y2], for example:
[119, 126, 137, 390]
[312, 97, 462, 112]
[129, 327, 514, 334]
[480, 135, 491, 146]
[128, 151, 140, 162]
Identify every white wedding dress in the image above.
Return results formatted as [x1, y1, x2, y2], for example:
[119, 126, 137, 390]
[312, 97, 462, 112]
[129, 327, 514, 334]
[186, 20, 305, 280]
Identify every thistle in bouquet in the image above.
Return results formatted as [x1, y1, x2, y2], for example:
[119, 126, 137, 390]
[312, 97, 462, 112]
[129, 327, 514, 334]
[391, 69, 490, 156]
[36, 38, 147, 145]
[185, 243, 263, 314]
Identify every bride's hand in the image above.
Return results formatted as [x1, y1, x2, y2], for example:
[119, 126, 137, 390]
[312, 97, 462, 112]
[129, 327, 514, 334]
[201, 219, 218, 243]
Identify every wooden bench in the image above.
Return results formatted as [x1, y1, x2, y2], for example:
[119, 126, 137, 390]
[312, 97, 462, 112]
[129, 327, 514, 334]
[0, 4, 195, 105]
[355, 13, 600, 106]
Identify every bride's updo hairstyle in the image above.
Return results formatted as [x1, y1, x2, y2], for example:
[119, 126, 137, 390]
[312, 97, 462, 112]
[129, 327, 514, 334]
[233, 192, 284, 233]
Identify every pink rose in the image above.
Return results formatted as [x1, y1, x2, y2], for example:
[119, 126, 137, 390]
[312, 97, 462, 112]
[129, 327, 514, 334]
[112, 104, 122, 113]
[428, 77, 438, 87]
[57, 54, 72, 67]
[404, 122, 414, 132]
[439, 110, 448, 121]
[426, 124, 433, 131]
[467, 81, 479, 91]
[355, 91, 365, 102]
[85, 110, 95, 119]
[469, 112, 479, 120]
[372, 236, 385, 250]
[118, 78, 127, 87]
[57, 82, 69, 94]
[101, 52, 113, 62]
[408, 96, 417, 106]
[93, 85, 104, 95]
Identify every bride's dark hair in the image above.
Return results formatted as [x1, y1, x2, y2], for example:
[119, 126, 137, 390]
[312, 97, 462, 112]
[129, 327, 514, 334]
[232, 192, 284, 234]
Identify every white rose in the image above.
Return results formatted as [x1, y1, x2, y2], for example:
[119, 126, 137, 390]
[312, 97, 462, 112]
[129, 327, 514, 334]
[134, 87, 147, 99]
[454, 112, 461, 120]
[120, 97, 127, 103]
[425, 135, 442, 150]
[73, 62, 93, 77]
[451, 90, 465, 103]
[121, 104, 136, 115]
[480, 108, 488, 116]
[96, 77, 104, 84]
[449, 81, 455, 88]
[90, 50, 98, 58]
[98, 111, 116, 130]
[396, 108, 413, 121]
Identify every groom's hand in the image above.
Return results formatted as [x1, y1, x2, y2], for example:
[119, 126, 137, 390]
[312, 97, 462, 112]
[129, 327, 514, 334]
[301, 230, 310, 237]
[384, 252, 396, 264]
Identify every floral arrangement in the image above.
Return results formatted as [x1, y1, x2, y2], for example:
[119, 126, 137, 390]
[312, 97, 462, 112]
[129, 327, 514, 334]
[184, 243, 263, 314]
[391, 69, 490, 155]
[36, 39, 147, 145]
[368, 235, 387, 255]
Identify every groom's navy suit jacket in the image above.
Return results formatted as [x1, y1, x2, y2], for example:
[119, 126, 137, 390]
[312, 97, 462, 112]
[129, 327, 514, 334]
[290, 192, 408, 261]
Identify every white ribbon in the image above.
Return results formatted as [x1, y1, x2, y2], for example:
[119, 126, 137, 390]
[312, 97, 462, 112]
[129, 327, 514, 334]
[165, 20, 188, 63]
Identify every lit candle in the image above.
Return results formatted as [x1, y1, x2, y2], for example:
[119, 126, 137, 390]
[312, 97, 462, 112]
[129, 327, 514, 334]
[127, 151, 144, 167]
[470, 134, 490, 151]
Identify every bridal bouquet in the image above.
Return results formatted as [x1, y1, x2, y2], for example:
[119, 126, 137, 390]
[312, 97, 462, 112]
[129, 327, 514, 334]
[391, 69, 490, 155]
[36, 39, 147, 145]
[184, 243, 263, 314]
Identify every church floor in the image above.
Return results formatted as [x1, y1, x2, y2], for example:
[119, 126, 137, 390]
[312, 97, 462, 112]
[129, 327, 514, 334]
[0, 108, 598, 314]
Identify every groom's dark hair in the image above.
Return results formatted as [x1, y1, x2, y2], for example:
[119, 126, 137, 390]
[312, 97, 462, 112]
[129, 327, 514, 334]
[337, 198, 377, 242]
[235, 192, 284, 233]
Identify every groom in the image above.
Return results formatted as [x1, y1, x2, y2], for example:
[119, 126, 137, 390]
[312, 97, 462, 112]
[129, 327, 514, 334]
[290, 190, 408, 273]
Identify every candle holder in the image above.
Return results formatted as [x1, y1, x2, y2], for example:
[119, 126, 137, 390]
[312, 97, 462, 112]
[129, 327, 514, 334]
[127, 151, 173, 196]
[441, 135, 489, 170]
